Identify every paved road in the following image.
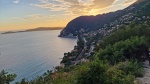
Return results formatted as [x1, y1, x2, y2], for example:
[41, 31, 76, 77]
[75, 35, 87, 61]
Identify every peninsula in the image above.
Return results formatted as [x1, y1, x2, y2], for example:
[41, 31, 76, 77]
[1, 27, 63, 34]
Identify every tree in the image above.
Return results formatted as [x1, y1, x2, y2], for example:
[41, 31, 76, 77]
[0, 70, 17, 84]
[97, 36, 149, 65]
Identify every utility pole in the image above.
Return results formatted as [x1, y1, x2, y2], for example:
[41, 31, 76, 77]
[148, 48, 150, 66]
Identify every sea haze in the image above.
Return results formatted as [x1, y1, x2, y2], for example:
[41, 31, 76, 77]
[0, 30, 77, 82]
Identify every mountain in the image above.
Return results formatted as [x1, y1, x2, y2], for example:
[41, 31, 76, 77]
[1, 27, 63, 34]
[60, 0, 150, 36]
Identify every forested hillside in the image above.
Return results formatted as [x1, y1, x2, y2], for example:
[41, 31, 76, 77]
[13, 17, 150, 84]
[1, 0, 150, 84]
[60, 0, 150, 36]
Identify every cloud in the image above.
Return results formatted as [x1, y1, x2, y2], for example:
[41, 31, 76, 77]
[23, 14, 45, 20]
[121, 0, 137, 6]
[11, 17, 22, 19]
[13, 0, 21, 4]
[31, 0, 117, 16]
[11, 14, 46, 20]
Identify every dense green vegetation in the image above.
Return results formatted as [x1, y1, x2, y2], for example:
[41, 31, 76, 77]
[136, 0, 150, 16]
[99, 23, 150, 48]
[61, 35, 84, 66]
[77, 60, 143, 84]
[59, 22, 149, 84]
[0, 70, 16, 84]
[98, 36, 148, 65]
[1, 0, 150, 83]
[8, 19, 148, 84]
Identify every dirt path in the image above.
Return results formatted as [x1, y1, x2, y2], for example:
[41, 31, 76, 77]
[136, 60, 150, 84]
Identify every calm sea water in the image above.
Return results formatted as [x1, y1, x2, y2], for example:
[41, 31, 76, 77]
[0, 30, 77, 82]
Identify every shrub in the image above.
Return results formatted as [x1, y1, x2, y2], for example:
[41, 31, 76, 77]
[77, 60, 109, 84]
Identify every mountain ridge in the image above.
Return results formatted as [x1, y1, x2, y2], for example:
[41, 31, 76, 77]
[60, 0, 149, 36]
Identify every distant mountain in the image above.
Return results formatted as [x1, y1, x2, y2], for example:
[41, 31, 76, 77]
[25, 27, 63, 31]
[2, 27, 63, 34]
[60, 0, 150, 36]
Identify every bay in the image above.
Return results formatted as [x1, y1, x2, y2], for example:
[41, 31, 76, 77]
[0, 30, 77, 82]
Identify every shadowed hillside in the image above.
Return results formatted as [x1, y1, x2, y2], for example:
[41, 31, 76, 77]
[60, 0, 150, 36]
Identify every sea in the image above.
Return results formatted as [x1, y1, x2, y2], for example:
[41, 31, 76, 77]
[0, 30, 77, 83]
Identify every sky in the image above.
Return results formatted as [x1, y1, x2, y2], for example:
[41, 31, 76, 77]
[0, 0, 137, 31]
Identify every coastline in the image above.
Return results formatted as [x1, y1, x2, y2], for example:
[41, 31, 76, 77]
[1, 27, 63, 34]
[0, 30, 77, 83]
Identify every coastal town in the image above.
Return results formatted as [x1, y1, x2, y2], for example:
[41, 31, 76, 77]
[59, 14, 150, 68]
[1, 0, 150, 83]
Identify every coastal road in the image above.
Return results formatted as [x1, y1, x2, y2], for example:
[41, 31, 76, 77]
[75, 35, 87, 61]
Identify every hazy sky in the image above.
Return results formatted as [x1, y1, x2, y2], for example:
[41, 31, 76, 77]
[0, 0, 137, 31]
